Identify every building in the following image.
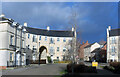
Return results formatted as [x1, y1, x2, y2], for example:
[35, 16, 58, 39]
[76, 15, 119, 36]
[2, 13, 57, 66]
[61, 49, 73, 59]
[0, 15, 76, 69]
[0, 16, 26, 69]
[84, 42, 100, 61]
[78, 41, 89, 60]
[107, 26, 120, 62]
[25, 26, 76, 64]
[91, 42, 107, 62]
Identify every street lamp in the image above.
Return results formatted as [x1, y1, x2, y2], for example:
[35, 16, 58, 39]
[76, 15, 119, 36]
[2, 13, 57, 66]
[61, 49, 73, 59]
[12, 22, 19, 67]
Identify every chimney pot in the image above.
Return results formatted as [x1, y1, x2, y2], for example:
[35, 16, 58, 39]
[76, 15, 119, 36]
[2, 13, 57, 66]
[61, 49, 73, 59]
[108, 26, 111, 31]
[72, 27, 74, 31]
[47, 26, 50, 30]
[24, 22, 27, 27]
[86, 41, 88, 43]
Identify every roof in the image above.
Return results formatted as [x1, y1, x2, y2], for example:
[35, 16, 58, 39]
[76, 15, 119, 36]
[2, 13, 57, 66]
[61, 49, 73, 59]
[109, 29, 120, 36]
[99, 41, 106, 45]
[84, 42, 96, 48]
[25, 27, 74, 37]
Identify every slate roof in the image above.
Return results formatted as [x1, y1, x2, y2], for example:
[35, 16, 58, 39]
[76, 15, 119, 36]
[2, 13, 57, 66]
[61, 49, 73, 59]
[0, 17, 14, 23]
[109, 29, 120, 36]
[25, 27, 74, 37]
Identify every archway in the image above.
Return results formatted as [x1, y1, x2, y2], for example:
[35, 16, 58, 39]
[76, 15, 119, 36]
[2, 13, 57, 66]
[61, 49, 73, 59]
[39, 46, 47, 65]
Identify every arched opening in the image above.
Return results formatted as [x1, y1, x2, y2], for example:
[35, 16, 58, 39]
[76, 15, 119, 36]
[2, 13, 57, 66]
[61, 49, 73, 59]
[39, 46, 47, 64]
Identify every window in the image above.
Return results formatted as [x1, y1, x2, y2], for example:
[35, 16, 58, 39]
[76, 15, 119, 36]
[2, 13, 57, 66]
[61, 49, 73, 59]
[10, 35, 14, 45]
[111, 37, 116, 44]
[39, 36, 41, 40]
[10, 52, 13, 61]
[57, 47, 59, 51]
[33, 35, 36, 42]
[45, 36, 47, 41]
[50, 38, 54, 44]
[63, 38, 66, 42]
[50, 47, 54, 55]
[39, 42, 40, 46]
[111, 46, 115, 52]
[63, 47, 66, 52]
[28, 34, 30, 39]
[22, 40, 24, 48]
[57, 38, 60, 41]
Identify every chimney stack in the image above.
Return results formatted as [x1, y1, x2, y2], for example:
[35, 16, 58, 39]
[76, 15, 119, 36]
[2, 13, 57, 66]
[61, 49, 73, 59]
[0, 14, 5, 18]
[24, 22, 27, 27]
[82, 42, 84, 44]
[108, 26, 111, 31]
[47, 26, 50, 30]
[72, 27, 74, 31]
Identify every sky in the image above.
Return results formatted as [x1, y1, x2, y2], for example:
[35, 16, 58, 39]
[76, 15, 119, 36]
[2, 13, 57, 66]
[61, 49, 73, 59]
[1, 2, 118, 43]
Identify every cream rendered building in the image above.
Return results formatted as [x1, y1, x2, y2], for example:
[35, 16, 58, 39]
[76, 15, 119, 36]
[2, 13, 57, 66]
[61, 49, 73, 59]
[0, 16, 26, 69]
[107, 26, 120, 62]
[0, 15, 76, 68]
[25, 26, 75, 63]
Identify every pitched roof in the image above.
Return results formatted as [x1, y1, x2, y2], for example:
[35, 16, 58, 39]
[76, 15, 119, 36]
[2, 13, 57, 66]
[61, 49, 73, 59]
[84, 42, 96, 48]
[109, 29, 120, 36]
[25, 27, 74, 37]
[98, 41, 106, 45]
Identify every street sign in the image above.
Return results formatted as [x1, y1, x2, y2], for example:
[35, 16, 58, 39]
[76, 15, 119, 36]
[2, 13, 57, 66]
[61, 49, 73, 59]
[92, 62, 98, 67]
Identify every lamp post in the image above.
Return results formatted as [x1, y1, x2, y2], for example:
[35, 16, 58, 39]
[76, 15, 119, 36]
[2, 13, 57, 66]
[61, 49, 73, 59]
[13, 22, 19, 67]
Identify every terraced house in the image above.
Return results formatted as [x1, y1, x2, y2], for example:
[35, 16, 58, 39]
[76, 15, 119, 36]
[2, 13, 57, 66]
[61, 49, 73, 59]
[0, 15, 76, 69]
[107, 26, 120, 62]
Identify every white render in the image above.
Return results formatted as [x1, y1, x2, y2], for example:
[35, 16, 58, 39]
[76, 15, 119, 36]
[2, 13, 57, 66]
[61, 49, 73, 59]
[84, 42, 100, 61]
[107, 26, 120, 62]
[0, 16, 75, 67]
[0, 18, 26, 67]
[26, 33, 73, 62]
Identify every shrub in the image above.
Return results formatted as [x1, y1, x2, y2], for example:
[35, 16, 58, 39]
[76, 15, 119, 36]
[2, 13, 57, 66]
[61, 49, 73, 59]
[66, 63, 97, 73]
[47, 56, 52, 63]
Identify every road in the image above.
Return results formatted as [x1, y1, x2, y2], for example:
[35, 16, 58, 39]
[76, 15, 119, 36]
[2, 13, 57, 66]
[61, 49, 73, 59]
[2, 64, 67, 75]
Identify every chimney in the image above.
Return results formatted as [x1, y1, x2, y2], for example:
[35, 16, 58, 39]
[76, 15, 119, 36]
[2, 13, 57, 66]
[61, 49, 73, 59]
[24, 22, 27, 27]
[47, 26, 50, 30]
[82, 42, 84, 44]
[0, 14, 5, 17]
[86, 41, 88, 43]
[72, 27, 74, 31]
[108, 26, 111, 31]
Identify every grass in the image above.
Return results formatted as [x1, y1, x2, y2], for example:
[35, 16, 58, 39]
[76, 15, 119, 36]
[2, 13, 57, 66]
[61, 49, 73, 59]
[99, 66, 105, 68]
[60, 69, 67, 75]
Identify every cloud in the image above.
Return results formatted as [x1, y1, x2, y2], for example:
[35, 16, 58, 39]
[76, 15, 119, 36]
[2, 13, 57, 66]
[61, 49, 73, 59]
[2, 2, 118, 43]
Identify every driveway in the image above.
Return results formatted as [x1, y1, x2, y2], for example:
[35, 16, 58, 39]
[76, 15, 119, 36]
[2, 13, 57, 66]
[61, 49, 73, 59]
[2, 64, 67, 75]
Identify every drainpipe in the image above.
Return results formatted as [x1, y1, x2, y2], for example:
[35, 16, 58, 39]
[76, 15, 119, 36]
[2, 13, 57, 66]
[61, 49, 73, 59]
[19, 25, 23, 66]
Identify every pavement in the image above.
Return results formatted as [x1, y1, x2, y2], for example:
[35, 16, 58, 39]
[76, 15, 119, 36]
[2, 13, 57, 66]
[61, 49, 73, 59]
[2, 64, 67, 75]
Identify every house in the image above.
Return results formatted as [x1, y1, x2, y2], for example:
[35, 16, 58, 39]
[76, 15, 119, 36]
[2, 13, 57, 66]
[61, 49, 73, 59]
[0, 14, 76, 69]
[84, 42, 101, 61]
[91, 42, 107, 62]
[78, 41, 89, 60]
[107, 26, 120, 62]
